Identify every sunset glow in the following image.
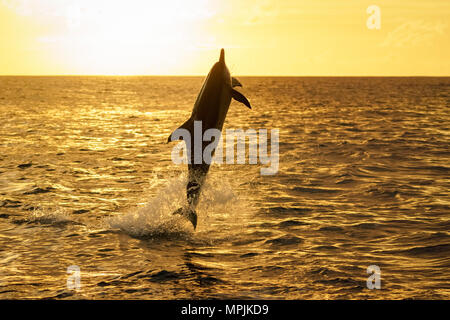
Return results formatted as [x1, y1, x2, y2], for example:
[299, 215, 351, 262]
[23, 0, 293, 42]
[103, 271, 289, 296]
[1, 0, 449, 75]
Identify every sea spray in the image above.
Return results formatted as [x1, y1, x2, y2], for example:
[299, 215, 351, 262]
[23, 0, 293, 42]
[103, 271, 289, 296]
[106, 172, 245, 238]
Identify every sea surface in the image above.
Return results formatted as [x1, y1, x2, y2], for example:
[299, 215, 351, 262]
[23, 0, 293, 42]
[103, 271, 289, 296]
[0, 76, 449, 299]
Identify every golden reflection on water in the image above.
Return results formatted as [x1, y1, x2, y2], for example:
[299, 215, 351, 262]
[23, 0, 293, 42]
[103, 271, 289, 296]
[0, 77, 449, 299]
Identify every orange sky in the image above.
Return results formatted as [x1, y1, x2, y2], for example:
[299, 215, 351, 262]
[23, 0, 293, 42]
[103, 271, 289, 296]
[0, 0, 449, 76]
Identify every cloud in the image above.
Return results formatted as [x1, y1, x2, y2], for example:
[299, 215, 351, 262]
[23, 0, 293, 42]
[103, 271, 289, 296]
[1, 0, 33, 15]
[2, 0, 216, 21]
[381, 20, 447, 48]
[244, 0, 278, 26]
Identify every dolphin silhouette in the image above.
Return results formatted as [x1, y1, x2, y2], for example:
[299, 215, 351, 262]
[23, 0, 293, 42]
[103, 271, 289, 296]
[167, 49, 251, 230]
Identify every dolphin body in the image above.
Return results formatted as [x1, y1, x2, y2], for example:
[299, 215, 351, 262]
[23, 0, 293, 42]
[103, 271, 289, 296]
[167, 49, 251, 230]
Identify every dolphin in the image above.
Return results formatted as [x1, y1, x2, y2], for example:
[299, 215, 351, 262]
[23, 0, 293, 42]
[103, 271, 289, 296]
[167, 49, 251, 230]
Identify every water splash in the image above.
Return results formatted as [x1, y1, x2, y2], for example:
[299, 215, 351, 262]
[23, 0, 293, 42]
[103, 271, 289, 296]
[105, 172, 244, 238]
[27, 207, 76, 226]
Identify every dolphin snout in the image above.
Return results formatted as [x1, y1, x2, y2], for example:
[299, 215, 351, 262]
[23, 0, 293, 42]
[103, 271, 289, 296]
[219, 48, 225, 64]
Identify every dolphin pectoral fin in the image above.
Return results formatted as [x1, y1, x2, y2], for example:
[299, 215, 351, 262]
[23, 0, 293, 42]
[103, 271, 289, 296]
[167, 118, 194, 143]
[232, 77, 242, 88]
[231, 89, 251, 109]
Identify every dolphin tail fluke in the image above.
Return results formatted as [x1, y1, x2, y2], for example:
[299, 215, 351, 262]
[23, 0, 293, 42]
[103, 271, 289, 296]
[167, 118, 194, 143]
[231, 89, 252, 109]
[172, 207, 198, 230]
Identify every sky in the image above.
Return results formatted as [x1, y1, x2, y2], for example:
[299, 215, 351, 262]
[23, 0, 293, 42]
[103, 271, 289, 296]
[0, 0, 449, 76]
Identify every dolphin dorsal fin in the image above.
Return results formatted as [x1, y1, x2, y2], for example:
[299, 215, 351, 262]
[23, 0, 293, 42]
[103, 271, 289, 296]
[232, 77, 242, 88]
[219, 48, 225, 64]
[167, 118, 194, 143]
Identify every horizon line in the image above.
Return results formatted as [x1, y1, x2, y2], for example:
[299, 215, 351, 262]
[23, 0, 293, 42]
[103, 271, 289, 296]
[0, 74, 449, 77]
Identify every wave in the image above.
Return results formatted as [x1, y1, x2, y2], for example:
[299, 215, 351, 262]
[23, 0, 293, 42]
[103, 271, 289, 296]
[12, 207, 83, 227]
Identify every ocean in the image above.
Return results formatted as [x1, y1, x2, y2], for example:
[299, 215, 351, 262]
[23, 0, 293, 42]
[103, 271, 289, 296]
[0, 76, 449, 299]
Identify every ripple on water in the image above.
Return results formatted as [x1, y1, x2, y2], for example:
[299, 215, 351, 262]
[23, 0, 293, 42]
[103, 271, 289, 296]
[263, 206, 312, 216]
[264, 235, 304, 247]
[379, 243, 450, 258]
[1, 77, 449, 299]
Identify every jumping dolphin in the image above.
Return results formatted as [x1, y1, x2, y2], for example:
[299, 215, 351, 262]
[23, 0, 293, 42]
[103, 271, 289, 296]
[167, 49, 251, 230]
